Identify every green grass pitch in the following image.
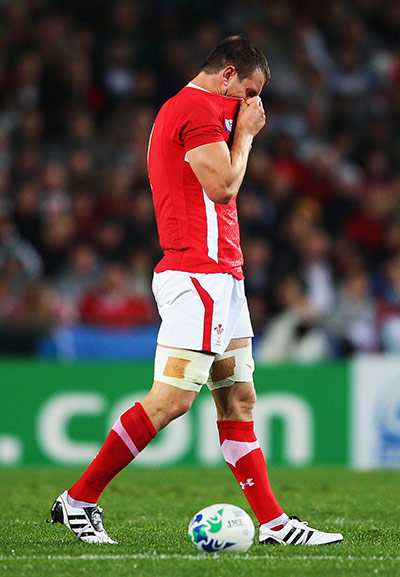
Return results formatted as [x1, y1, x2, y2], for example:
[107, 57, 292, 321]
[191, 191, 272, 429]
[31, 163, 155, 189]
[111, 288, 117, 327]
[0, 467, 399, 577]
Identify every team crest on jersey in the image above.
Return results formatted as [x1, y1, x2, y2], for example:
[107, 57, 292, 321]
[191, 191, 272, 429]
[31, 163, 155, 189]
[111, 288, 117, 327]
[224, 119, 233, 132]
[214, 323, 224, 344]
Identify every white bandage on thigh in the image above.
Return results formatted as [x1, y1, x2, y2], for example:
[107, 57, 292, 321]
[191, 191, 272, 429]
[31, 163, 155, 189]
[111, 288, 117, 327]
[207, 345, 255, 391]
[154, 346, 215, 392]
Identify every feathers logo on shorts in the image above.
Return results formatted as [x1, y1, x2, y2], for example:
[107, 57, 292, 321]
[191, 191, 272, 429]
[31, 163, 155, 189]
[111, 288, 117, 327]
[214, 323, 224, 344]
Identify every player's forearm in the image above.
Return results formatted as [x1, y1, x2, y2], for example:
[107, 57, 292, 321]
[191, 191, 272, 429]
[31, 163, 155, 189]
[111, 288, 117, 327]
[217, 96, 266, 203]
[187, 127, 256, 205]
[187, 139, 253, 205]
[189, 97, 265, 204]
[211, 128, 253, 204]
[222, 128, 254, 203]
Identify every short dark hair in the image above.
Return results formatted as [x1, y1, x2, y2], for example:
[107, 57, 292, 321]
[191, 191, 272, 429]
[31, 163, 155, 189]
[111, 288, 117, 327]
[201, 35, 271, 84]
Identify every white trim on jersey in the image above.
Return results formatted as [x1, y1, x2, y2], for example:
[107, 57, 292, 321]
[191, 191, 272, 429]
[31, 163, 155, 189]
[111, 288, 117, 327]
[186, 82, 243, 101]
[147, 123, 155, 165]
[203, 188, 219, 263]
[186, 81, 212, 93]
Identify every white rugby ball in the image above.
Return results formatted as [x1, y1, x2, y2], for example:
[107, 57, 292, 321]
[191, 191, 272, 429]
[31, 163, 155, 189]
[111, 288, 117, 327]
[188, 503, 255, 553]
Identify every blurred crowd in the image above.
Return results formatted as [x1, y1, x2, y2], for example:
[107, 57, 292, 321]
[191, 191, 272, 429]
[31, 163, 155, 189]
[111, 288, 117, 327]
[1, 0, 400, 359]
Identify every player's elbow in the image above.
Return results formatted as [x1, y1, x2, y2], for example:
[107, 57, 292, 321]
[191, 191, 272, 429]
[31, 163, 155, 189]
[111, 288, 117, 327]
[204, 184, 237, 204]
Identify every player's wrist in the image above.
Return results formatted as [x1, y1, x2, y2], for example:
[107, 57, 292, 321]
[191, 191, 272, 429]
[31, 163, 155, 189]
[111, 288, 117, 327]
[235, 123, 255, 137]
[234, 126, 254, 148]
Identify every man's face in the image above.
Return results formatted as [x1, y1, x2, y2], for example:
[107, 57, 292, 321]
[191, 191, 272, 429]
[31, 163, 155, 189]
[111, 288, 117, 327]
[225, 68, 265, 99]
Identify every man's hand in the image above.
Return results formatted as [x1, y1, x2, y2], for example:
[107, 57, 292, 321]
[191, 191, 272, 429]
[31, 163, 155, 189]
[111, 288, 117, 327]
[236, 96, 266, 137]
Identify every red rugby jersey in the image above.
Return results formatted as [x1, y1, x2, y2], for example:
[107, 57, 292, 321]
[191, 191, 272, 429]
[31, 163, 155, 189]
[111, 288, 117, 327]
[147, 83, 244, 279]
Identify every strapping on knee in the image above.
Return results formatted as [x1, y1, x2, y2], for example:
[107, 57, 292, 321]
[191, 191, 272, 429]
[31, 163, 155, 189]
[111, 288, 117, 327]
[154, 346, 214, 392]
[208, 345, 255, 390]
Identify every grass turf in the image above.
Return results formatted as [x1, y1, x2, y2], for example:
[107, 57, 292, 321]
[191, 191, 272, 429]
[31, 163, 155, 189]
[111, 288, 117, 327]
[0, 467, 399, 577]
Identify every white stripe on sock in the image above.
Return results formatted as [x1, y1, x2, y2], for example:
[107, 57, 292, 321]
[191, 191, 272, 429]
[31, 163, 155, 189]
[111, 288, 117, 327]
[112, 418, 140, 458]
[220, 439, 260, 467]
[67, 493, 97, 509]
[262, 512, 289, 530]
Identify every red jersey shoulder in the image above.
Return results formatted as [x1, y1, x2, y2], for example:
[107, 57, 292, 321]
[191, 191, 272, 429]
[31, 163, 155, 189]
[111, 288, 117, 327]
[174, 88, 222, 128]
[169, 87, 240, 151]
[174, 87, 220, 114]
[174, 88, 239, 122]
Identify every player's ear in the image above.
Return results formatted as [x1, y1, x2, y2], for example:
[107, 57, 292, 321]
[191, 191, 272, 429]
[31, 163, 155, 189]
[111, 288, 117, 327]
[221, 66, 236, 85]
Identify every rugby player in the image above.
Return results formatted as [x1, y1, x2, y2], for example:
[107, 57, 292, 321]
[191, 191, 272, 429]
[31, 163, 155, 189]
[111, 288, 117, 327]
[50, 36, 343, 547]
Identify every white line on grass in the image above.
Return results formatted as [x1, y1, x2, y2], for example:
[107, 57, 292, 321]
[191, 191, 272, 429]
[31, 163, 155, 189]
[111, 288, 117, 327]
[0, 554, 399, 562]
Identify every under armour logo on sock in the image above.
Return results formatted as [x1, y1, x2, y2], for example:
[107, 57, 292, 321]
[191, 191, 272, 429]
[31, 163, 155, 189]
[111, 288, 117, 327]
[239, 478, 255, 490]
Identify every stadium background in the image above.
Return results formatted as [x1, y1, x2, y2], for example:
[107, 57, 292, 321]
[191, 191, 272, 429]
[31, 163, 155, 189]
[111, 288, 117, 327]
[1, 0, 400, 470]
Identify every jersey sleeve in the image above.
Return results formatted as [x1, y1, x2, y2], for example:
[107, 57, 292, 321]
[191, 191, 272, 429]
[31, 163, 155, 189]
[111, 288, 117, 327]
[176, 97, 225, 152]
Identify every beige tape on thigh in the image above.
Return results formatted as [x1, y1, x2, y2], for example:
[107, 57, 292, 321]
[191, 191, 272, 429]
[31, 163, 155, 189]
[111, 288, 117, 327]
[154, 346, 215, 392]
[208, 345, 255, 390]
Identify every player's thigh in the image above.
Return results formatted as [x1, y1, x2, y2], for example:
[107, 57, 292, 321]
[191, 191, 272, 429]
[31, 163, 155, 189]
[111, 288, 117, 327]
[225, 337, 251, 351]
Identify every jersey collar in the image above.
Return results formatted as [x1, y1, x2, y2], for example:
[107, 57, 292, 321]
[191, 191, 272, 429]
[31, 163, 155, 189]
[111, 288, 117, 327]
[186, 82, 212, 93]
[186, 82, 243, 101]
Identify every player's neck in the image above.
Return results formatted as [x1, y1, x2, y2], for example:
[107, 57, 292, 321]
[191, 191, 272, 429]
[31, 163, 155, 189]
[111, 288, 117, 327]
[189, 72, 225, 96]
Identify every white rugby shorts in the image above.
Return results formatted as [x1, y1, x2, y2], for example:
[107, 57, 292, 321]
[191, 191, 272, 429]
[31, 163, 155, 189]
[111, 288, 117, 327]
[152, 271, 253, 353]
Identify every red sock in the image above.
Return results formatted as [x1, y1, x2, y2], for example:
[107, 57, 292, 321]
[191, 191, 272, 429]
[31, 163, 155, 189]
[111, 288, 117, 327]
[69, 403, 156, 503]
[218, 420, 284, 525]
